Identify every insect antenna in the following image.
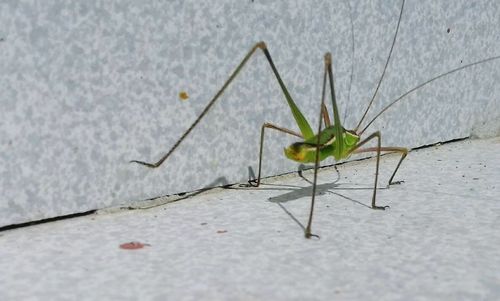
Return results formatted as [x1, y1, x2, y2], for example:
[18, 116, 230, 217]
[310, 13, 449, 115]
[342, 0, 356, 125]
[354, 0, 406, 133]
[359, 54, 500, 136]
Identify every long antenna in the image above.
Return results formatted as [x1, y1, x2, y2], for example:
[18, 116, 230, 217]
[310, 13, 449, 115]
[343, 0, 356, 125]
[354, 0, 405, 133]
[359, 54, 500, 135]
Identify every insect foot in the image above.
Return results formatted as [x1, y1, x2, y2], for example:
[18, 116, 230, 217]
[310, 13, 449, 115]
[372, 205, 390, 210]
[305, 232, 320, 240]
[389, 180, 405, 186]
[244, 179, 260, 187]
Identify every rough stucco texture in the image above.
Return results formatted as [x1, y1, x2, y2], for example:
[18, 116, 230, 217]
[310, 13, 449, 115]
[1, 0, 500, 226]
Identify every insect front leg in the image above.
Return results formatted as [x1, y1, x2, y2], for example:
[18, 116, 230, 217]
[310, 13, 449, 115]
[353, 146, 408, 186]
[348, 131, 388, 210]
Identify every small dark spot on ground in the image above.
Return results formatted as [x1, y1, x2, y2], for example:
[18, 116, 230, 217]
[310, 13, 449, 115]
[120, 242, 150, 250]
[472, 178, 479, 180]
[200, 222, 207, 226]
[447, 28, 450, 33]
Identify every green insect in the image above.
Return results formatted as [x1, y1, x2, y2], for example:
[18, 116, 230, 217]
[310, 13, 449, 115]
[131, 0, 500, 238]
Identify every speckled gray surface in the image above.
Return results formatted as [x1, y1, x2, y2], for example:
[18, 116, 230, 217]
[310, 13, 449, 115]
[1, 1, 500, 226]
[0, 137, 499, 300]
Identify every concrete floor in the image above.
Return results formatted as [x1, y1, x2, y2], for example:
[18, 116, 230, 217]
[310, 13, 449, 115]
[1, 137, 499, 300]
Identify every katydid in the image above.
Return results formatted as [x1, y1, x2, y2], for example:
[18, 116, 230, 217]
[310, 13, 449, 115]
[131, 0, 500, 238]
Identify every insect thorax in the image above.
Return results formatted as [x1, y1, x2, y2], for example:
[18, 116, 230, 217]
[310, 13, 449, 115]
[283, 128, 360, 163]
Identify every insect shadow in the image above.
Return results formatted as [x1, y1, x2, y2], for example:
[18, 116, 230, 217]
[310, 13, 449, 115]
[126, 176, 231, 210]
[250, 164, 382, 233]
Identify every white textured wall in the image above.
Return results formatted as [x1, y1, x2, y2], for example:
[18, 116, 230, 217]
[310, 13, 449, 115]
[1, 0, 500, 227]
